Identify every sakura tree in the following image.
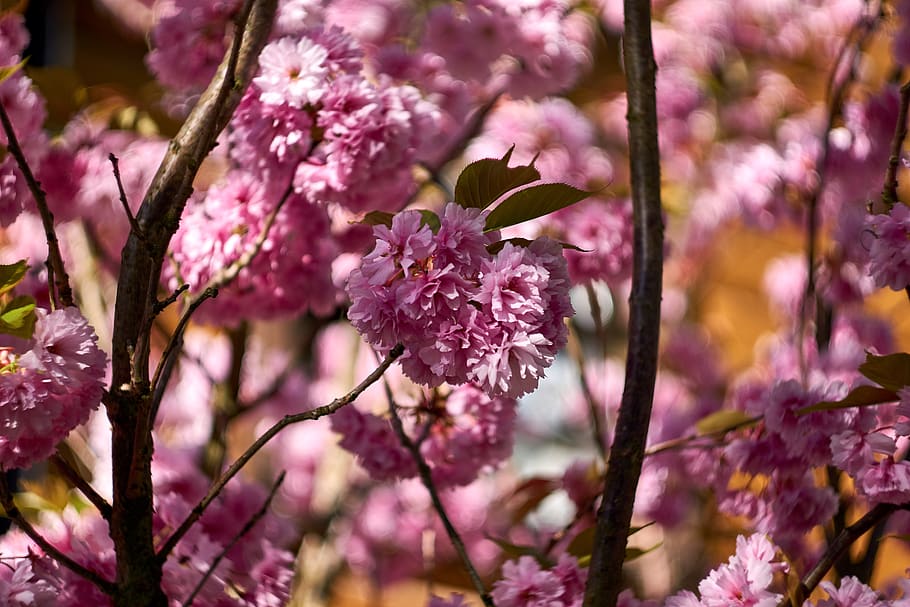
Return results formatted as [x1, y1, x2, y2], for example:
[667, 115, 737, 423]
[1, 0, 910, 606]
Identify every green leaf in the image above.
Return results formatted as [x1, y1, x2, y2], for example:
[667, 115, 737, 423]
[454, 145, 541, 210]
[418, 209, 441, 232]
[798, 385, 899, 415]
[567, 526, 596, 559]
[0, 58, 26, 86]
[0, 260, 28, 296]
[0, 294, 36, 339]
[859, 352, 910, 392]
[484, 183, 592, 232]
[358, 211, 394, 228]
[567, 521, 656, 562]
[694, 409, 759, 436]
[486, 238, 590, 254]
[625, 542, 662, 562]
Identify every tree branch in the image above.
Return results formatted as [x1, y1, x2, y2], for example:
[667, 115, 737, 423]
[155, 344, 404, 562]
[180, 472, 286, 607]
[105, 2, 278, 604]
[0, 102, 73, 309]
[582, 0, 664, 604]
[0, 475, 116, 595]
[384, 385, 495, 607]
[776, 502, 900, 607]
[51, 451, 113, 522]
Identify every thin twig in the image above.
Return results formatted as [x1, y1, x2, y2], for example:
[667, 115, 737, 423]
[583, 0, 664, 603]
[880, 80, 910, 210]
[149, 177, 294, 424]
[180, 472, 286, 607]
[156, 344, 405, 562]
[383, 383, 495, 607]
[798, 5, 879, 372]
[153, 284, 190, 315]
[0, 102, 73, 309]
[776, 502, 900, 607]
[0, 475, 116, 595]
[567, 320, 608, 463]
[148, 288, 217, 424]
[51, 451, 113, 521]
[108, 153, 147, 243]
[585, 283, 608, 360]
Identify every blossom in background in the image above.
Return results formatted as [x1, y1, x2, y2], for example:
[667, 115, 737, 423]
[867, 203, 910, 292]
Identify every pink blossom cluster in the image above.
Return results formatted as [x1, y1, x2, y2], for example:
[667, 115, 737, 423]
[152, 449, 294, 605]
[490, 553, 587, 607]
[39, 122, 167, 257]
[0, 13, 48, 227]
[331, 383, 516, 487]
[867, 203, 910, 292]
[664, 534, 786, 607]
[0, 307, 106, 470]
[146, 0, 241, 93]
[0, 449, 294, 605]
[229, 26, 440, 213]
[167, 171, 339, 324]
[417, 0, 592, 99]
[347, 203, 573, 399]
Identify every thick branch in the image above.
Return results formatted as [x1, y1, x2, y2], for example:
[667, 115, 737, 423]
[583, 1, 664, 605]
[104, 2, 277, 605]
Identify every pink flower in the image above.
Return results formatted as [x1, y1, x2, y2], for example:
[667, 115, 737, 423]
[810, 577, 888, 607]
[146, 0, 240, 93]
[694, 534, 785, 607]
[167, 171, 339, 324]
[255, 36, 330, 108]
[347, 207, 572, 398]
[867, 203, 910, 291]
[0, 308, 106, 470]
[491, 554, 587, 607]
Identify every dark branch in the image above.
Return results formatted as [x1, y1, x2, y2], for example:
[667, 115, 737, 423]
[384, 384, 495, 607]
[0, 102, 73, 309]
[583, 0, 664, 604]
[51, 451, 113, 522]
[776, 502, 900, 607]
[179, 472, 286, 607]
[0, 475, 116, 595]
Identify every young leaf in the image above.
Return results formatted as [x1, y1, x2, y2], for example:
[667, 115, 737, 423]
[484, 183, 592, 232]
[486, 238, 590, 254]
[625, 542, 662, 562]
[0, 58, 26, 86]
[0, 260, 28, 296]
[454, 145, 541, 210]
[694, 409, 759, 436]
[358, 211, 394, 228]
[418, 209, 441, 232]
[859, 352, 910, 392]
[798, 385, 899, 415]
[0, 294, 36, 340]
